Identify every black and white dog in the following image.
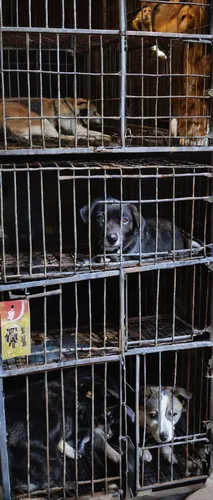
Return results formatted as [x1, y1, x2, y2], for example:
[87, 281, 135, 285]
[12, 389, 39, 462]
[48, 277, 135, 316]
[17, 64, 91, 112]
[5, 370, 121, 493]
[139, 385, 192, 465]
[80, 197, 184, 261]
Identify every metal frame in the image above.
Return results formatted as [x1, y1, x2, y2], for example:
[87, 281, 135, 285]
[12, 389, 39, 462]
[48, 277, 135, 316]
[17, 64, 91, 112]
[0, 1, 213, 499]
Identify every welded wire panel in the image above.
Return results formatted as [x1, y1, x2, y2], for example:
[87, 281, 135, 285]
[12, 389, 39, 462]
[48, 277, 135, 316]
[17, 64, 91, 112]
[125, 265, 210, 347]
[0, 0, 212, 153]
[126, 347, 211, 492]
[0, 261, 211, 374]
[1, 276, 122, 373]
[0, 159, 212, 281]
[4, 363, 123, 498]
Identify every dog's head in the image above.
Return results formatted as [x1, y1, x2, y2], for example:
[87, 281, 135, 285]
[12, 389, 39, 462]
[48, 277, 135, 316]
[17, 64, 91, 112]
[80, 197, 145, 254]
[139, 385, 192, 444]
[76, 98, 101, 127]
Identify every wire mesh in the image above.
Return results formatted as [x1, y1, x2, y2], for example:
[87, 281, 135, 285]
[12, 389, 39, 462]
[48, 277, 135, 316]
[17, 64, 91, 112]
[0, 159, 212, 281]
[0, 0, 212, 153]
[1, 347, 211, 497]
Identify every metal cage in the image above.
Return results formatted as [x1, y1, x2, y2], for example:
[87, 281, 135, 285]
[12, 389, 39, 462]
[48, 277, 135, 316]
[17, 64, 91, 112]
[0, 1, 213, 500]
[0, 0, 212, 154]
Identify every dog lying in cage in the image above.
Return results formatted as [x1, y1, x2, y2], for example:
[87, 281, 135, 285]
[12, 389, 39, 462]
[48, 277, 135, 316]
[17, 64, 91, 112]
[80, 197, 184, 261]
[0, 97, 110, 144]
[139, 385, 192, 464]
[5, 370, 122, 492]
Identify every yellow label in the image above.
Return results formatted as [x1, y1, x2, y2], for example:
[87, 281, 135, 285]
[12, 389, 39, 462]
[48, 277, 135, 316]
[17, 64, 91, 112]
[0, 299, 31, 360]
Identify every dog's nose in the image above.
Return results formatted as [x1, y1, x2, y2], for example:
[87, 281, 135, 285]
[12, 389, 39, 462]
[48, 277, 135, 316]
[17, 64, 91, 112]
[107, 233, 118, 245]
[159, 432, 169, 442]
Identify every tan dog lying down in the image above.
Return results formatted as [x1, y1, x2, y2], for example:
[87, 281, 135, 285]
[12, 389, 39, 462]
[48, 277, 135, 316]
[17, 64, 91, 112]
[0, 97, 110, 143]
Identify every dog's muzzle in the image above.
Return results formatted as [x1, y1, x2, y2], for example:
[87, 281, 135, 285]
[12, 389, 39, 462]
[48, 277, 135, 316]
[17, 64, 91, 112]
[104, 233, 120, 253]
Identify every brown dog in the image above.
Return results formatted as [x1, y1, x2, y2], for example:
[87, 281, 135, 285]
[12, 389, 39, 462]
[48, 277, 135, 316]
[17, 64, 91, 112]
[132, 1, 207, 33]
[170, 97, 209, 146]
[0, 97, 110, 144]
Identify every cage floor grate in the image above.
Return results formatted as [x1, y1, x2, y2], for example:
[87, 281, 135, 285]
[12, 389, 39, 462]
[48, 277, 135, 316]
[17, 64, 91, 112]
[2, 315, 200, 371]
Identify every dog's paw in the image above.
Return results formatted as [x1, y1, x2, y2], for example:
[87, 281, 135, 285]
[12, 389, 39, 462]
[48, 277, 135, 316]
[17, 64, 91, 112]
[161, 446, 178, 464]
[108, 448, 121, 463]
[139, 447, 152, 462]
[58, 439, 76, 459]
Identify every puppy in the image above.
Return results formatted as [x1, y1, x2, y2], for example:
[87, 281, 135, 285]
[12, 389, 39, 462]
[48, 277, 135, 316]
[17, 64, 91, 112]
[139, 385, 192, 464]
[0, 97, 110, 144]
[80, 197, 184, 261]
[5, 371, 121, 492]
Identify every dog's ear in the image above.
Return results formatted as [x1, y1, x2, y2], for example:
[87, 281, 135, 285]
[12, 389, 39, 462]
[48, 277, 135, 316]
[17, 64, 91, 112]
[139, 386, 154, 401]
[80, 204, 89, 224]
[80, 200, 98, 224]
[127, 203, 146, 236]
[174, 387, 192, 403]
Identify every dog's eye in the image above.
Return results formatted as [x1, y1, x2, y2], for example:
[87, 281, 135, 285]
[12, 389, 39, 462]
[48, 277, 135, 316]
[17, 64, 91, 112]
[97, 214, 105, 222]
[149, 412, 157, 419]
[173, 412, 178, 417]
[122, 217, 129, 224]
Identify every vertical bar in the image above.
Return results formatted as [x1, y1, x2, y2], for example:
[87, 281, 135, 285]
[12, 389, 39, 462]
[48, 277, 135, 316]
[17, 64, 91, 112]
[44, 370, 50, 498]
[59, 284, 63, 361]
[119, 0, 126, 147]
[154, 37, 159, 145]
[75, 366, 79, 496]
[57, 33, 61, 148]
[135, 354, 140, 490]
[0, 29, 8, 149]
[27, 164, 33, 276]
[91, 364, 94, 495]
[28, 0, 31, 28]
[45, 0, 49, 27]
[0, 171, 6, 280]
[120, 269, 125, 355]
[73, 167, 78, 272]
[155, 269, 160, 345]
[172, 166, 176, 260]
[61, 367, 66, 497]
[61, 0, 65, 29]
[39, 166, 47, 276]
[57, 166, 63, 273]
[13, 166, 20, 286]
[39, 33, 45, 149]
[26, 33, 33, 148]
[7, 50, 11, 97]
[75, 282, 79, 359]
[172, 268, 176, 343]
[0, 377, 11, 500]
[100, 34, 104, 143]
[155, 166, 159, 262]
[26, 375, 31, 494]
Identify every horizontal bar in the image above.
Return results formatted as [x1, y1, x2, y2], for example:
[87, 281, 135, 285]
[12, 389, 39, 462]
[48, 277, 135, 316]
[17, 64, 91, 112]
[1, 27, 211, 40]
[137, 475, 208, 493]
[0, 269, 120, 291]
[124, 256, 213, 273]
[1, 27, 120, 35]
[1, 256, 213, 289]
[126, 30, 212, 40]
[0, 145, 213, 156]
[0, 354, 122, 378]
[125, 341, 213, 355]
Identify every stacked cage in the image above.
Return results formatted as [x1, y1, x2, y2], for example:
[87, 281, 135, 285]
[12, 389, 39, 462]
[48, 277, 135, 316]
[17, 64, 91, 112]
[0, 1, 213, 500]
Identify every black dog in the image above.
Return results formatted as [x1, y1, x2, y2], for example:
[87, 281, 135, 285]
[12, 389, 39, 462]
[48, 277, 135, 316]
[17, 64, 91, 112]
[5, 370, 121, 493]
[80, 197, 184, 260]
